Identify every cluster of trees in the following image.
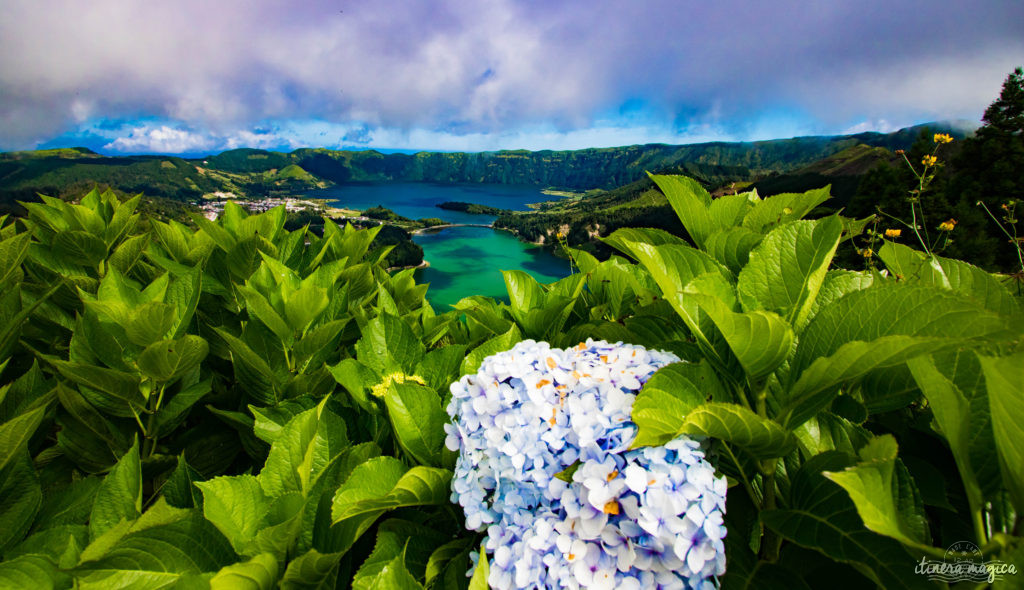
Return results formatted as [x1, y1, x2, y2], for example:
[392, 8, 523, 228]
[364, 223, 424, 268]
[436, 201, 507, 215]
[362, 205, 410, 222]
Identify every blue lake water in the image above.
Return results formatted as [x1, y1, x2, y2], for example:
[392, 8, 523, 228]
[309, 183, 571, 307]
[310, 182, 550, 224]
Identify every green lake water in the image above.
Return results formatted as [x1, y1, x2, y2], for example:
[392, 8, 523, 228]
[413, 226, 571, 309]
[309, 183, 571, 307]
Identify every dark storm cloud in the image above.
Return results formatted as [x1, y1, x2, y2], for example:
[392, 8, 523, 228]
[0, 0, 1021, 150]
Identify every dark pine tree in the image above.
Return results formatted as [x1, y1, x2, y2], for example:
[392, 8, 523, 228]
[948, 66, 1024, 271]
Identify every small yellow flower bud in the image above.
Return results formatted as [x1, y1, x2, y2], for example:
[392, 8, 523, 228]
[860, 248, 874, 258]
[922, 155, 938, 167]
[370, 373, 427, 398]
[937, 219, 957, 231]
[933, 133, 953, 144]
[884, 228, 902, 238]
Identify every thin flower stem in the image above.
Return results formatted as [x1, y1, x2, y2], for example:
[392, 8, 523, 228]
[722, 442, 758, 506]
[978, 201, 1024, 275]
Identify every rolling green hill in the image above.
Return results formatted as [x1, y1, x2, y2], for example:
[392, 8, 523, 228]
[492, 140, 908, 257]
[0, 123, 965, 212]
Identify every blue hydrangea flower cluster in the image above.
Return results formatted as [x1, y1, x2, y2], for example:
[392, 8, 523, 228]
[445, 339, 727, 589]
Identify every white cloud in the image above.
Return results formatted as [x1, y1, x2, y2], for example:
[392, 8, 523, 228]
[1, 0, 1021, 150]
[105, 125, 217, 154]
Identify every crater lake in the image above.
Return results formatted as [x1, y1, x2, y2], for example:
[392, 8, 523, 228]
[310, 183, 571, 307]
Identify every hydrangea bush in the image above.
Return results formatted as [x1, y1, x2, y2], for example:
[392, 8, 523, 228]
[445, 339, 727, 589]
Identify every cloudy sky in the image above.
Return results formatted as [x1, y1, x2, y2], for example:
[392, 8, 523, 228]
[1, 0, 1021, 154]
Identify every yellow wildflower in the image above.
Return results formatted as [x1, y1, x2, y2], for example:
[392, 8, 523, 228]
[370, 373, 427, 398]
[884, 228, 902, 238]
[938, 218, 957, 231]
[933, 133, 953, 144]
[922, 155, 938, 167]
[860, 248, 874, 258]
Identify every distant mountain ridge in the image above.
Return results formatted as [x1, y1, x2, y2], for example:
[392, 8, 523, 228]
[0, 123, 966, 204]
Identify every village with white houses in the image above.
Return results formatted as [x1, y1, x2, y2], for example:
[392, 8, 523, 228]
[195, 193, 366, 222]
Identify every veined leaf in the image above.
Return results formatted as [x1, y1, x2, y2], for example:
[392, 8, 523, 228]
[384, 382, 449, 467]
[367, 553, 424, 590]
[414, 345, 467, 393]
[165, 267, 202, 339]
[293, 319, 348, 374]
[781, 283, 1016, 428]
[631, 361, 725, 447]
[0, 554, 65, 590]
[425, 539, 474, 585]
[708, 192, 755, 232]
[737, 217, 843, 330]
[0, 450, 41, 552]
[104, 194, 141, 246]
[649, 173, 714, 247]
[980, 350, 1024, 512]
[280, 549, 342, 589]
[0, 360, 52, 423]
[671, 402, 795, 459]
[616, 240, 733, 367]
[192, 213, 237, 252]
[80, 497, 192, 566]
[352, 520, 449, 589]
[34, 477, 102, 531]
[0, 403, 49, 474]
[823, 435, 930, 549]
[879, 241, 1020, 317]
[259, 401, 349, 497]
[238, 285, 293, 343]
[328, 358, 376, 408]
[906, 355, 985, 512]
[89, 439, 141, 541]
[704, 227, 762, 274]
[153, 378, 213, 438]
[601, 227, 688, 259]
[285, 284, 330, 334]
[250, 398, 319, 444]
[54, 230, 107, 269]
[468, 544, 489, 590]
[805, 270, 874, 331]
[306, 442, 383, 555]
[5, 525, 87, 569]
[162, 455, 204, 509]
[209, 553, 278, 590]
[0, 232, 30, 287]
[761, 452, 936, 590]
[136, 336, 209, 383]
[461, 324, 521, 376]
[685, 289, 793, 380]
[215, 328, 280, 405]
[72, 508, 236, 588]
[197, 474, 270, 555]
[741, 186, 832, 234]
[151, 219, 191, 263]
[858, 365, 921, 414]
[355, 313, 425, 377]
[331, 457, 450, 523]
[793, 411, 871, 458]
[49, 359, 145, 413]
[107, 233, 149, 274]
[503, 270, 545, 319]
